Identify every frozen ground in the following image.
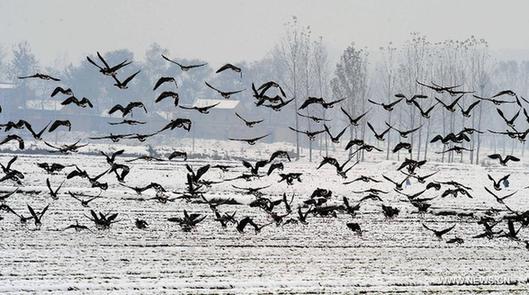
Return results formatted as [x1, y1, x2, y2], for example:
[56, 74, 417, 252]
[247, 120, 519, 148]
[0, 141, 529, 293]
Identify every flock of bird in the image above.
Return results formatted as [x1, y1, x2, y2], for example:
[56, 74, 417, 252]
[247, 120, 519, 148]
[3, 52, 529, 251]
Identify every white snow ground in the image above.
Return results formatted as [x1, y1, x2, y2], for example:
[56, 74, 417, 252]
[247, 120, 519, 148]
[0, 141, 529, 293]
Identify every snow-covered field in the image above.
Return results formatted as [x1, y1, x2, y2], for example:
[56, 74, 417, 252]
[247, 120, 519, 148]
[1, 142, 529, 293]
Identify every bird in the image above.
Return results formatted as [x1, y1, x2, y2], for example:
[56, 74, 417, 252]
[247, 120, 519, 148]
[323, 124, 348, 143]
[412, 101, 438, 119]
[487, 174, 510, 191]
[155, 91, 180, 106]
[242, 160, 268, 175]
[108, 102, 147, 117]
[235, 113, 263, 127]
[48, 120, 71, 132]
[394, 93, 427, 105]
[46, 178, 64, 200]
[216, 63, 242, 77]
[416, 80, 461, 93]
[108, 119, 146, 126]
[487, 154, 520, 166]
[100, 149, 125, 165]
[179, 102, 220, 114]
[392, 142, 412, 153]
[435, 95, 463, 112]
[297, 112, 331, 123]
[159, 118, 192, 132]
[422, 223, 456, 239]
[135, 219, 149, 229]
[496, 108, 520, 128]
[50, 87, 73, 97]
[385, 122, 422, 138]
[228, 134, 269, 145]
[153, 76, 177, 91]
[27, 204, 50, 229]
[289, 127, 325, 140]
[61, 96, 93, 108]
[24, 121, 50, 140]
[112, 70, 141, 89]
[63, 220, 91, 232]
[368, 98, 402, 111]
[19, 73, 60, 81]
[0, 135, 24, 150]
[473, 94, 516, 105]
[205, 81, 245, 99]
[44, 140, 87, 154]
[484, 187, 517, 204]
[341, 107, 368, 126]
[367, 122, 391, 141]
[86, 51, 131, 76]
[269, 150, 291, 162]
[37, 162, 68, 174]
[168, 151, 187, 161]
[161, 54, 207, 71]
[68, 191, 101, 207]
[458, 101, 480, 117]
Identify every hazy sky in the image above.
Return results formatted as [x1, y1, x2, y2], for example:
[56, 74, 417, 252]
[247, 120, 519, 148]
[1, 0, 529, 67]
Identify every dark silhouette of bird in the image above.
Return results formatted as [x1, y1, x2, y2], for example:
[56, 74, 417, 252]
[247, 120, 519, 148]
[155, 91, 180, 106]
[392, 142, 412, 153]
[367, 122, 391, 141]
[435, 95, 463, 112]
[46, 178, 64, 200]
[161, 54, 207, 71]
[37, 162, 68, 174]
[205, 81, 245, 99]
[0, 135, 24, 149]
[488, 154, 520, 166]
[24, 121, 50, 140]
[87, 51, 131, 76]
[63, 220, 91, 232]
[112, 70, 141, 89]
[108, 119, 146, 126]
[49, 120, 71, 132]
[484, 187, 517, 204]
[216, 63, 242, 77]
[100, 149, 125, 165]
[44, 140, 87, 154]
[473, 94, 515, 105]
[412, 101, 438, 119]
[422, 223, 456, 239]
[228, 134, 269, 145]
[27, 204, 50, 229]
[496, 108, 520, 128]
[168, 151, 187, 161]
[68, 191, 101, 207]
[297, 112, 330, 123]
[153, 76, 177, 91]
[108, 102, 147, 117]
[385, 122, 422, 138]
[368, 98, 402, 111]
[289, 127, 325, 140]
[180, 102, 219, 114]
[19, 73, 60, 81]
[324, 124, 348, 143]
[341, 107, 368, 126]
[487, 174, 510, 191]
[394, 93, 427, 105]
[51, 87, 73, 97]
[458, 100, 480, 117]
[235, 113, 263, 127]
[61, 96, 93, 108]
[269, 150, 291, 162]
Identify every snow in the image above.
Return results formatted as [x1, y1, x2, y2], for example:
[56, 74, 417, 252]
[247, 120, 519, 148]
[0, 142, 528, 293]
